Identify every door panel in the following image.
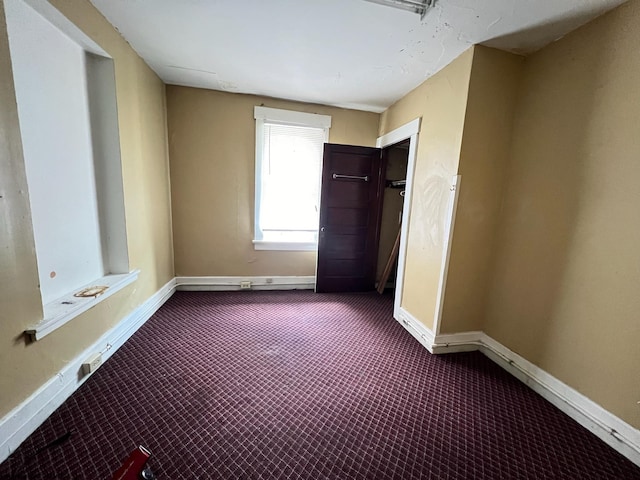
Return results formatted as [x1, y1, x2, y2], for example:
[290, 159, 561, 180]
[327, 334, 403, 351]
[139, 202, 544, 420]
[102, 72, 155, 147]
[316, 144, 384, 293]
[324, 259, 367, 277]
[325, 181, 371, 206]
[325, 232, 367, 255]
[326, 207, 369, 227]
[329, 153, 374, 173]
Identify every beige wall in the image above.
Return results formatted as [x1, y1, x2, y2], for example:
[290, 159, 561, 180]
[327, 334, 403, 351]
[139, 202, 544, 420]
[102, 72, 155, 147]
[379, 48, 474, 330]
[167, 87, 380, 277]
[484, 0, 640, 428]
[0, 0, 173, 418]
[439, 47, 523, 334]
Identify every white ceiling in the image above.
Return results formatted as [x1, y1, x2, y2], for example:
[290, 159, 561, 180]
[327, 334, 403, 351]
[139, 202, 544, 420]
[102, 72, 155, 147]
[90, 0, 626, 113]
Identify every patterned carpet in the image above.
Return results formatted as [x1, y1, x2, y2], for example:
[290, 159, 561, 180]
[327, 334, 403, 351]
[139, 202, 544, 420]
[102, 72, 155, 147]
[1, 291, 639, 479]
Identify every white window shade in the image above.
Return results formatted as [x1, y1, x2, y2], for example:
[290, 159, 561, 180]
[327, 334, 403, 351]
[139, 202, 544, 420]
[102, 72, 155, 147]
[261, 124, 325, 233]
[254, 107, 331, 250]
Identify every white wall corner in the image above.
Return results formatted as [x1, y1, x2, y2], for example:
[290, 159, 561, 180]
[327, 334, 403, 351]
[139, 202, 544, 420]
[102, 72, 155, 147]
[0, 277, 176, 464]
[175, 276, 315, 291]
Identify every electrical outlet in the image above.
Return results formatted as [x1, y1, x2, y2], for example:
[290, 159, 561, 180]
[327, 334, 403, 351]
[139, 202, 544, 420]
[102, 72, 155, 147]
[240, 281, 251, 289]
[82, 353, 102, 376]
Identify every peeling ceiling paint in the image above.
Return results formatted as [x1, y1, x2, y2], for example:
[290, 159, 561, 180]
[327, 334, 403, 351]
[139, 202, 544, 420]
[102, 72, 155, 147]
[90, 0, 627, 112]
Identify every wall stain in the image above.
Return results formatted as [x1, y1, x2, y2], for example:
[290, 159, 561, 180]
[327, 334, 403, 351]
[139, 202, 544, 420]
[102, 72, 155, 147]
[414, 174, 450, 248]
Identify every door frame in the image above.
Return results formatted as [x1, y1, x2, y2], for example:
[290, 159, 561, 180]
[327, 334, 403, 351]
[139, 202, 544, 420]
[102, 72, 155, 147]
[375, 118, 421, 319]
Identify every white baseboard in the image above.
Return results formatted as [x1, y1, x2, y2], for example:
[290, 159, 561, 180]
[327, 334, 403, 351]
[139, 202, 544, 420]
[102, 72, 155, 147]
[391, 310, 640, 467]
[0, 278, 176, 464]
[394, 307, 435, 353]
[432, 331, 483, 354]
[478, 333, 640, 466]
[175, 276, 315, 291]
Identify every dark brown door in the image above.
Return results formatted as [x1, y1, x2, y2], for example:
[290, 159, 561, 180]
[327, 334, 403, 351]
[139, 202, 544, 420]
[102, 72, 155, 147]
[315, 144, 385, 293]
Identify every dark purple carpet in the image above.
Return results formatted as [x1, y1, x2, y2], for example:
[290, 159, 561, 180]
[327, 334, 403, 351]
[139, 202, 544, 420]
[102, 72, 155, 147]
[1, 291, 639, 479]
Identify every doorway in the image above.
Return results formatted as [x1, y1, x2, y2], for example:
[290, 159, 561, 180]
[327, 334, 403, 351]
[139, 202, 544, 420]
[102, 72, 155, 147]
[315, 118, 421, 315]
[376, 140, 409, 294]
[375, 118, 420, 318]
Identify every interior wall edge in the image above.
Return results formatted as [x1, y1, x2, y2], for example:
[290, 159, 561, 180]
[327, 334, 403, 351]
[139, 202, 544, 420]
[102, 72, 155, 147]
[378, 47, 475, 333]
[438, 45, 525, 335]
[161, 82, 176, 279]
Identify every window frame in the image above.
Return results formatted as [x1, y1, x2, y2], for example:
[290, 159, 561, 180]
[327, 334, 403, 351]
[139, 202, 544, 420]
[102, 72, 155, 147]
[253, 106, 331, 251]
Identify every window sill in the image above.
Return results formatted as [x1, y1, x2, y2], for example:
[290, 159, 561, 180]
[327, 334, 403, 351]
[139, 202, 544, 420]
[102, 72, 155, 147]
[25, 270, 140, 341]
[253, 240, 317, 251]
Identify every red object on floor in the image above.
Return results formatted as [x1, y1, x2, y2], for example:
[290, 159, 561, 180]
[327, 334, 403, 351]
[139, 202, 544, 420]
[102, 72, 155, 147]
[111, 445, 151, 480]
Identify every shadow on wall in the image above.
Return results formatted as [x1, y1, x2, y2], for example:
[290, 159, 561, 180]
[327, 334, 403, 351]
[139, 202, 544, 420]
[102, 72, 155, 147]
[481, 2, 626, 55]
[484, 16, 622, 363]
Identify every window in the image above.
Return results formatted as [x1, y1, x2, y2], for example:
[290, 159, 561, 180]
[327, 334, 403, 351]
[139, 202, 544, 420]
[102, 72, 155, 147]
[6, 0, 135, 339]
[253, 107, 331, 251]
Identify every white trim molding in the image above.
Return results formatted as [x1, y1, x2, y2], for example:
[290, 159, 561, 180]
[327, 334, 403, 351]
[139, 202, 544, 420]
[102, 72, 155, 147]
[479, 334, 640, 466]
[254, 106, 332, 129]
[0, 278, 176, 464]
[175, 276, 315, 291]
[253, 106, 330, 247]
[432, 330, 482, 354]
[25, 270, 140, 341]
[390, 311, 640, 467]
[432, 175, 461, 336]
[376, 118, 421, 316]
[376, 117, 420, 148]
[395, 307, 435, 353]
[252, 240, 317, 251]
